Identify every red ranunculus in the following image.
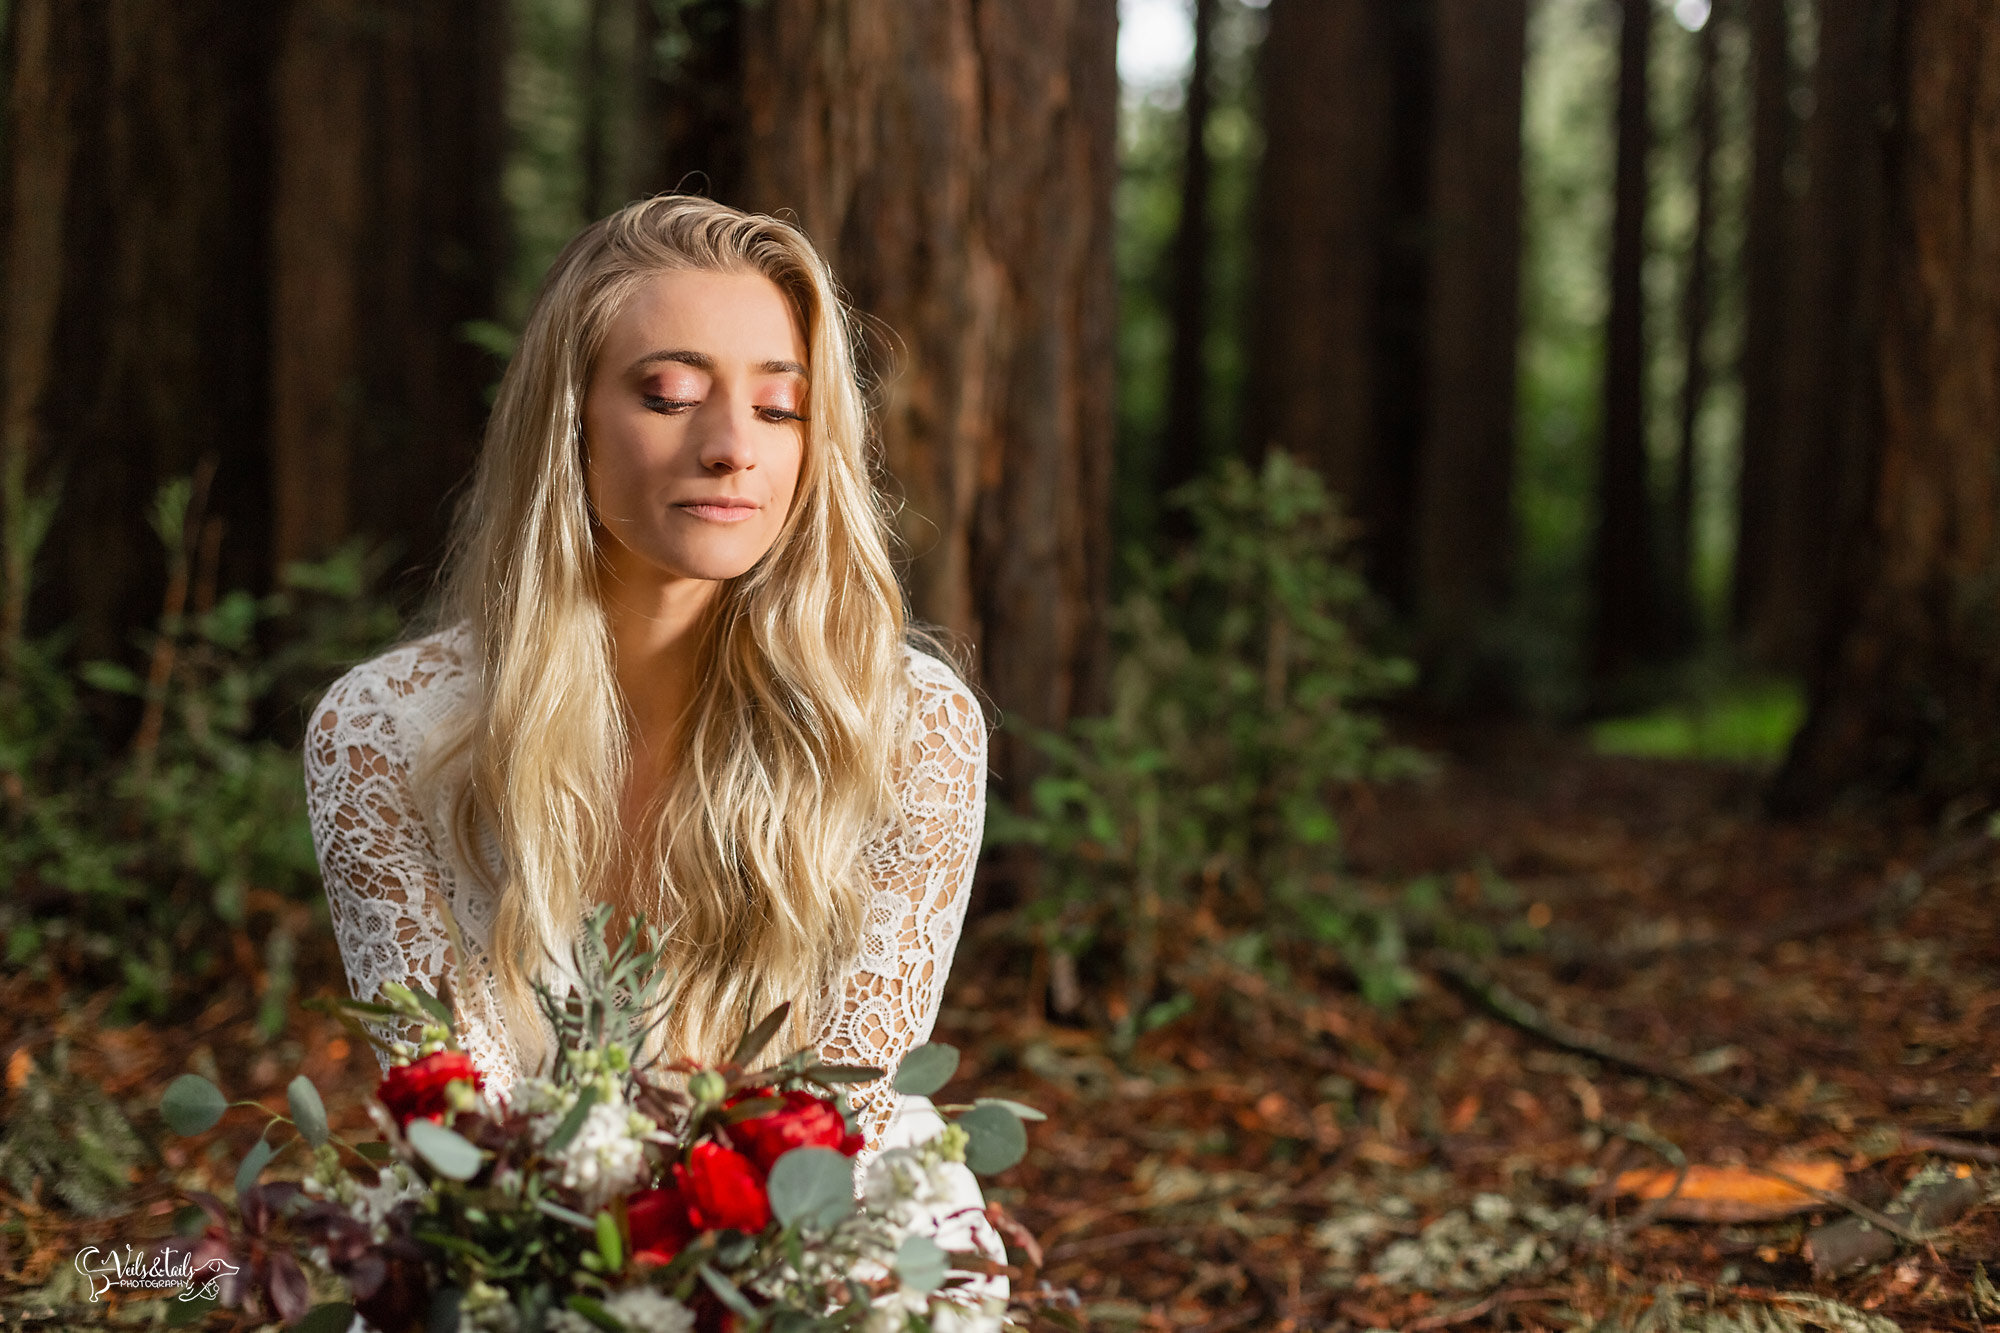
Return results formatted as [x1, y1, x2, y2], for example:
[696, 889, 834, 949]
[674, 1142, 771, 1234]
[625, 1181, 697, 1266]
[725, 1088, 865, 1171]
[376, 1051, 484, 1128]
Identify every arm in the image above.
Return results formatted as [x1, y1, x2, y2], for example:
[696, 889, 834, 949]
[812, 651, 989, 1152]
[304, 644, 469, 1073]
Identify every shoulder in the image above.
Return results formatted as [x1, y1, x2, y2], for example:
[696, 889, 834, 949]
[307, 624, 477, 776]
[897, 642, 986, 755]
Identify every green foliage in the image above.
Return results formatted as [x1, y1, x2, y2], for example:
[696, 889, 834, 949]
[0, 1041, 150, 1217]
[1591, 677, 1804, 762]
[0, 477, 400, 1026]
[990, 453, 1424, 1023]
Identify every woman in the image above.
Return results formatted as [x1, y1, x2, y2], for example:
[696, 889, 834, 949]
[304, 196, 998, 1270]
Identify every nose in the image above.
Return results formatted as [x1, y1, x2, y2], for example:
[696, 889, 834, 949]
[692, 391, 757, 474]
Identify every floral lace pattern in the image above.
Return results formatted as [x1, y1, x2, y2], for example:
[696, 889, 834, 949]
[304, 624, 989, 1155]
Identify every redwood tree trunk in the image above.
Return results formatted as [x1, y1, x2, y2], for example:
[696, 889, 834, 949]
[1413, 0, 1526, 704]
[1751, 0, 1893, 670]
[645, 0, 1118, 788]
[1156, 0, 1219, 517]
[1665, 5, 1721, 651]
[1731, 0, 1798, 648]
[1247, 0, 1429, 608]
[1, 1, 281, 658]
[1775, 1, 2000, 811]
[1589, 0, 1662, 686]
[270, 0, 508, 585]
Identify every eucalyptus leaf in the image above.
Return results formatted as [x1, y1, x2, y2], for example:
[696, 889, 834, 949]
[595, 1210, 623, 1272]
[542, 1085, 600, 1155]
[427, 1286, 464, 1333]
[294, 1304, 356, 1333]
[405, 1119, 482, 1181]
[803, 1065, 882, 1085]
[957, 1102, 1028, 1174]
[699, 1268, 758, 1321]
[161, 1074, 226, 1136]
[895, 1233, 949, 1294]
[974, 1096, 1048, 1122]
[233, 1137, 275, 1199]
[410, 985, 454, 1027]
[730, 1002, 792, 1066]
[563, 1294, 626, 1333]
[765, 1147, 855, 1229]
[892, 1043, 960, 1097]
[287, 1075, 329, 1148]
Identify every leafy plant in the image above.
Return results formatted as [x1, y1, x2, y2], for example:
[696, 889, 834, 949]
[0, 474, 401, 1026]
[989, 452, 1427, 1034]
[0, 1040, 151, 1217]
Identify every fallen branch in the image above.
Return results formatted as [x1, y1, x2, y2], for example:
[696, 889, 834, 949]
[1406, 1286, 1573, 1331]
[1428, 953, 1747, 1107]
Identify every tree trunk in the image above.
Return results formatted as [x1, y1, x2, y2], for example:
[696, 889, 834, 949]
[1751, 0, 1893, 670]
[1665, 5, 1721, 651]
[1247, 0, 1429, 609]
[1775, 0, 2000, 812]
[1413, 0, 1526, 706]
[643, 0, 1118, 791]
[1, 0, 282, 659]
[1156, 0, 1219, 521]
[1589, 0, 1662, 687]
[1730, 0, 1798, 649]
[270, 0, 508, 590]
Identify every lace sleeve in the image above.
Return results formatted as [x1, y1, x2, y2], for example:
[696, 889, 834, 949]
[304, 640, 473, 1074]
[811, 650, 988, 1151]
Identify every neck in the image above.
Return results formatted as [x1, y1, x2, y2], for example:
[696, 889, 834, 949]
[597, 543, 723, 783]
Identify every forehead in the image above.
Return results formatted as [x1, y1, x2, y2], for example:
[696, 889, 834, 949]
[602, 268, 807, 366]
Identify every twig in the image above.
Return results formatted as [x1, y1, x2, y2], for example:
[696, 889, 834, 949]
[1892, 1130, 2000, 1167]
[1407, 1287, 1573, 1331]
[1429, 952, 1748, 1106]
[1747, 1164, 1925, 1244]
[1043, 1224, 1201, 1263]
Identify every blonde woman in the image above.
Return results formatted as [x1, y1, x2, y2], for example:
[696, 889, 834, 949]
[304, 197, 999, 1272]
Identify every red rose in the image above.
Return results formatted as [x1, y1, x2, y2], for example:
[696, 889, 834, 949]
[377, 1051, 484, 1128]
[726, 1089, 865, 1172]
[674, 1142, 771, 1234]
[625, 1182, 696, 1266]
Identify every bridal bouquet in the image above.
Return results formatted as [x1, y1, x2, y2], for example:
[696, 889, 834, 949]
[155, 907, 1041, 1332]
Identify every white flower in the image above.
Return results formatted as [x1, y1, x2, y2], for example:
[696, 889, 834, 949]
[461, 1280, 520, 1333]
[929, 1295, 1010, 1333]
[600, 1288, 696, 1333]
[543, 1097, 653, 1211]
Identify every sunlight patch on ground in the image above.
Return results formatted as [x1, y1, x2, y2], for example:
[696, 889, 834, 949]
[1590, 679, 1805, 762]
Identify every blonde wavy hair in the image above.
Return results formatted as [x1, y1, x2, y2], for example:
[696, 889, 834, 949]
[415, 195, 911, 1076]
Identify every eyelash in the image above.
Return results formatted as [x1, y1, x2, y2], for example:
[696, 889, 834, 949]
[642, 395, 806, 425]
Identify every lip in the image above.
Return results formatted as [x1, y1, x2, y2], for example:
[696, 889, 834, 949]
[675, 497, 760, 523]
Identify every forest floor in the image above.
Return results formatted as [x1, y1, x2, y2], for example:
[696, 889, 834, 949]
[1, 726, 1996, 1331]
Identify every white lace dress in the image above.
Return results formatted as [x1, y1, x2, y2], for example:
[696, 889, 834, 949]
[304, 624, 1003, 1298]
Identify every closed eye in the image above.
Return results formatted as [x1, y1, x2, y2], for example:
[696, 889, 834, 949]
[643, 395, 698, 415]
[757, 407, 808, 425]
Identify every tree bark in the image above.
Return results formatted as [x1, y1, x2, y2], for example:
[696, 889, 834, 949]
[1751, 0, 1893, 670]
[1730, 0, 1797, 648]
[1, 0, 282, 658]
[643, 0, 1118, 791]
[270, 0, 508, 588]
[1247, 0, 1429, 609]
[1156, 0, 1219, 521]
[1589, 0, 1662, 686]
[1413, 0, 1526, 706]
[1664, 5, 1721, 651]
[1775, 0, 2000, 812]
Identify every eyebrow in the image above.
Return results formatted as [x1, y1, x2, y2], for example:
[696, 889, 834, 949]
[631, 349, 808, 378]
